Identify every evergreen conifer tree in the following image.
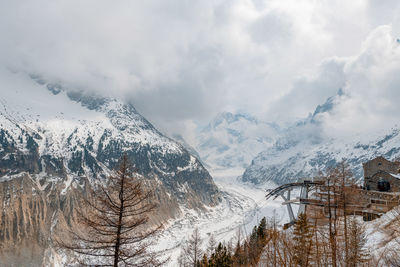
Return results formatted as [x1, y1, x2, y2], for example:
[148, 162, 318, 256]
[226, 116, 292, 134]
[292, 213, 313, 267]
[257, 217, 267, 241]
[208, 243, 233, 267]
[200, 254, 209, 267]
[233, 240, 245, 266]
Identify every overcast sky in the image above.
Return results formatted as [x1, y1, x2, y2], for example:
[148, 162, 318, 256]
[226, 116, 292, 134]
[1, 0, 400, 142]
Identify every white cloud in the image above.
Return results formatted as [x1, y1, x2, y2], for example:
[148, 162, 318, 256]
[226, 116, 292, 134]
[1, 0, 400, 138]
[267, 58, 346, 122]
[321, 25, 400, 138]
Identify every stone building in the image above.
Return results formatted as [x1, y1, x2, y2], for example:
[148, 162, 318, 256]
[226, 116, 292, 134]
[363, 156, 400, 192]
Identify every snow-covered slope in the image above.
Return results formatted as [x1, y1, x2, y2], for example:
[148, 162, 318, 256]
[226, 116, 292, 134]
[0, 69, 220, 266]
[150, 174, 288, 266]
[365, 205, 400, 263]
[195, 112, 279, 172]
[243, 128, 400, 185]
[242, 90, 400, 185]
[0, 70, 219, 205]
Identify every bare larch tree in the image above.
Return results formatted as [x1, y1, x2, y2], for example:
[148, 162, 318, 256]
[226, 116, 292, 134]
[179, 227, 203, 267]
[57, 155, 163, 266]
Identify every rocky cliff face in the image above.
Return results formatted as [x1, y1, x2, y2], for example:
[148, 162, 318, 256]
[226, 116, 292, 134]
[0, 71, 220, 266]
[0, 173, 77, 266]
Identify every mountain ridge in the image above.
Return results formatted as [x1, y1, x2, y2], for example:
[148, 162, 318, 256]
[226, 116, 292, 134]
[195, 111, 279, 171]
[0, 70, 220, 266]
[242, 90, 400, 185]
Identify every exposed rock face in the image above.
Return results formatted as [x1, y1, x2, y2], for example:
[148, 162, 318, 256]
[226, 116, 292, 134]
[0, 173, 183, 266]
[0, 71, 220, 266]
[0, 174, 74, 266]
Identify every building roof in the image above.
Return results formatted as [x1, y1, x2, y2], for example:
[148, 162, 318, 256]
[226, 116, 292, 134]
[390, 173, 400, 180]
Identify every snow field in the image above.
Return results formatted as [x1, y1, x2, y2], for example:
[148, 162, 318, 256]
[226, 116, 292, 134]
[152, 170, 290, 266]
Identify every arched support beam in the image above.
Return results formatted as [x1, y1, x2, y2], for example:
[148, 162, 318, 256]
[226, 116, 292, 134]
[280, 189, 295, 224]
[297, 185, 309, 216]
[266, 180, 322, 226]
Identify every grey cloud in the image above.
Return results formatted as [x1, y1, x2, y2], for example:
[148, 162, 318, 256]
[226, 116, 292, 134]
[1, 0, 400, 140]
[267, 58, 346, 122]
[321, 26, 400, 137]
[248, 11, 293, 48]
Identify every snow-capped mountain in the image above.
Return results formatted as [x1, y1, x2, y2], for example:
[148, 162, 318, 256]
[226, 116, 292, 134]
[195, 112, 279, 172]
[242, 90, 400, 185]
[0, 70, 220, 265]
[0, 71, 219, 206]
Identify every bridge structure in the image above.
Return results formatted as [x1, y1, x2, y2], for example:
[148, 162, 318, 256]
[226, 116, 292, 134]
[265, 180, 324, 227]
[266, 179, 400, 228]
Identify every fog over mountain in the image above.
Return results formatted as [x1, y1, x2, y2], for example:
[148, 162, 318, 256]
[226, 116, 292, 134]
[193, 112, 279, 173]
[0, 69, 221, 265]
[2, 1, 400, 141]
[242, 90, 400, 185]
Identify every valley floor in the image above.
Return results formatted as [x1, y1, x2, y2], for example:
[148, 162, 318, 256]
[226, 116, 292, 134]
[152, 169, 290, 266]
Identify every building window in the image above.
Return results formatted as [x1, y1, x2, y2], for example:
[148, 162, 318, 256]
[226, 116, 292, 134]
[377, 179, 390, 192]
[363, 213, 373, 221]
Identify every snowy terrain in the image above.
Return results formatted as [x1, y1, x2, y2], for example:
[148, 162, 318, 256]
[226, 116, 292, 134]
[0, 69, 221, 265]
[364, 206, 400, 262]
[242, 91, 400, 185]
[0, 70, 182, 158]
[158, 89, 400, 265]
[152, 168, 292, 266]
[243, 128, 400, 185]
[0, 69, 219, 207]
[153, 166, 400, 266]
[194, 112, 279, 171]
[2, 69, 400, 265]
[187, 90, 400, 188]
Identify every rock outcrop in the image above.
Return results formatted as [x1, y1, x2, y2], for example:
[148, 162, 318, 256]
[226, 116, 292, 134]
[0, 71, 220, 266]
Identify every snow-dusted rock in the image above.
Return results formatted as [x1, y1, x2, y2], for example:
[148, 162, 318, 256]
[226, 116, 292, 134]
[0, 70, 220, 266]
[242, 91, 400, 185]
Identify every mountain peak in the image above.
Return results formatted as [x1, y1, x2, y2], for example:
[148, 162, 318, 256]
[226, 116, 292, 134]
[0, 70, 220, 205]
[312, 88, 343, 119]
[195, 111, 279, 171]
[207, 112, 259, 130]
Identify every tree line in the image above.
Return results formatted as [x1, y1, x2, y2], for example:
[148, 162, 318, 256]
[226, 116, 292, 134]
[178, 162, 400, 267]
[178, 213, 369, 267]
[55, 156, 400, 266]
